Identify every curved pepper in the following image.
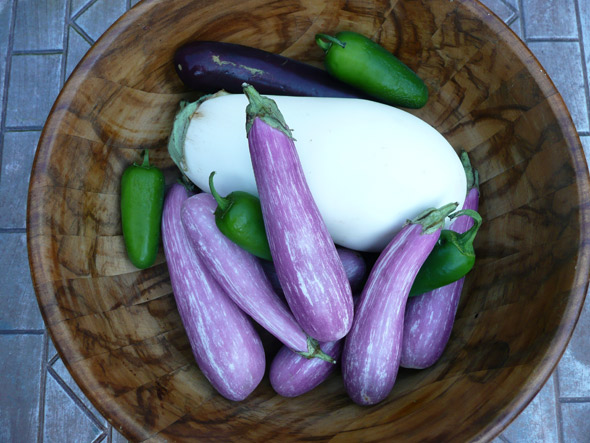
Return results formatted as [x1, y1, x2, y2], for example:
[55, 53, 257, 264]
[208, 171, 272, 261]
[315, 31, 428, 108]
[409, 208, 482, 297]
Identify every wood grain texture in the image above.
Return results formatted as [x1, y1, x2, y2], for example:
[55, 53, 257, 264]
[26, 0, 590, 441]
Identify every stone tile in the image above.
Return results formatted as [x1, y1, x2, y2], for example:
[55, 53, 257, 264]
[43, 372, 106, 443]
[500, 374, 559, 443]
[579, 0, 590, 95]
[480, 0, 517, 23]
[0, 131, 41, 229]
[65, 26, 92, 80]
[0, 0, 13, 112]
[0, 334, 44, 443]
[522, 0, 578, 39]
[72, 0, 94, 17]
[48, 334, 59, 361]
[581, 136, 590, 165]
[509, 16, 525, 40]
[527, 41, 589, 133]
[112, 427, 130, 442]
[561, 402, 590, 443]
[75, 0, 127, 42]
[5, 54, 62, 127]
[558, 291, 590, 398]
[0, 234, 44, 330]
[13, 0, 67, 51]
[50, 356, 107, 425]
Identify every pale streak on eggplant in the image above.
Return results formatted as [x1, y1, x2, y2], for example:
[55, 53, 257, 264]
[247, 117, 353, 343]
[162, 184, 265, 401]
[180, 193, 312, 354]
[401, 187, 480, 369]
[342, 223, 441, 406]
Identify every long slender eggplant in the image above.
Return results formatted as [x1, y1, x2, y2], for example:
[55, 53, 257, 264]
[342, 203, 457, 406]
[401, 153, 480, 369]
[260, 246, 367, 295]
[174, 41, 366, 98]
[180, 192, 333, 362]
[243, 84, 354, 342]
[270, 296, 360, 398]
[162, 183, 265, 401]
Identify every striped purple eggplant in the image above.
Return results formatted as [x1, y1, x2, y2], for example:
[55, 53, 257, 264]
[342, 203, 457, 406]
[162, 183, 265, 401]
[180, 192, 333, 362]
[401, 153, 480, 369]
[269, 296, 360, 397]
[270, 339, 342, 398]
[243, 84, 354, 342]
[260, 246, 367, 295]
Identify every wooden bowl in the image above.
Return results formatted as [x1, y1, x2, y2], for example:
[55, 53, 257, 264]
[27, 0, 590, 441]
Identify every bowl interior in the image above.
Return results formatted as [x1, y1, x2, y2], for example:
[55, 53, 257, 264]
[27, 0, 590, 441]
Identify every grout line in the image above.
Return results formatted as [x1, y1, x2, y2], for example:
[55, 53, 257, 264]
[4, 125, 44, 132]
[127, 0, 132, 11]
[506, 13, 519, 28]
[47, 366, 108, 432]
[0, 329, 45, 334]
[37, 331, 49, 443]
[498, 434, 512, 443]
[579, 131, 590, 137]
[12, 49, 64, 56]
[499, 0, 518, 15]
[60, 0, 72, 87]
[525, 37, 580, 43]
[107, 425, 113, 443]
[560, 397, 590, 403]
[553, 369, 565, 443]
[70, 21, 96, 47]
[574, 0, 590, 133]
[0, 227, 27, 233]
[517, 0, 526, 42]
[92, 432, 108, 443]
[0, 0, 18, 189]
[71, 0, 100, 22]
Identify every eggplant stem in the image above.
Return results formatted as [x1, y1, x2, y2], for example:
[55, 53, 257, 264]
[208, 171, 230, 212]
[297, 337, 336, 364]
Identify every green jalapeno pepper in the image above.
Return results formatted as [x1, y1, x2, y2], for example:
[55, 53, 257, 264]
[209, 171, 272, 261]
[409, 209, 482, 297]
[315, 30, 428, 109]
[120, 149, 165, 269]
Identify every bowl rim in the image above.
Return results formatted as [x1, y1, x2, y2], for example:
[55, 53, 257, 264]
[26, 0, 590, 441]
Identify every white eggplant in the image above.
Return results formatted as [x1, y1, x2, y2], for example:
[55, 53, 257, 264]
[169, 92, 466, 252]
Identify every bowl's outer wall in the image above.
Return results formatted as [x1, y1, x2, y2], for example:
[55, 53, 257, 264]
[26, 0, 590, 441]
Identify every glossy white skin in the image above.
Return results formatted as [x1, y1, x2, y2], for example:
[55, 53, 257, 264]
[182, 94, 466, 252]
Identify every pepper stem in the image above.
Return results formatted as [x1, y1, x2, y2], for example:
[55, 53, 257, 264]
[296, 337, 336, 364]
[449, 209, 482, 252]
[315, 33, 346, 51]
[140, 149, 150, 167]
[208, 171, 230, 213]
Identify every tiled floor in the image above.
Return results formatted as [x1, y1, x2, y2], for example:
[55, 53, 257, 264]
[0, 0, 588, 442]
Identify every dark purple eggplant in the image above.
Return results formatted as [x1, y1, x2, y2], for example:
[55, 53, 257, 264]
[174, 41, 366, 98]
